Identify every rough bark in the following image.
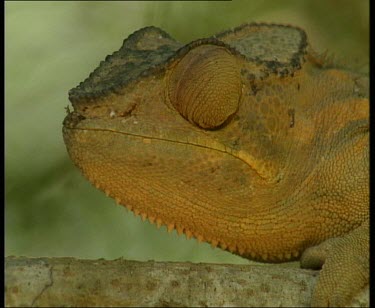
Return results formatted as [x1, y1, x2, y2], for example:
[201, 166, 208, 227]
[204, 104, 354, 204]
[5, 256, 369, 307]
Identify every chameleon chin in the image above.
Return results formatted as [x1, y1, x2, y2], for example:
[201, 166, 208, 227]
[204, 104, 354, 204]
[63, 23, 369, 307]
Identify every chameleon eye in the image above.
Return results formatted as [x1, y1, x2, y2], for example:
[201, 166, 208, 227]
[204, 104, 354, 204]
[168, 45, 242, 129]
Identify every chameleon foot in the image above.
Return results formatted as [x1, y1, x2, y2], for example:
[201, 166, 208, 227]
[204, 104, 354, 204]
[301, 221, 369, 307]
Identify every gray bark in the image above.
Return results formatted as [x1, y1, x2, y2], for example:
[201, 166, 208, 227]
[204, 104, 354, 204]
[5, 256, 369, 307]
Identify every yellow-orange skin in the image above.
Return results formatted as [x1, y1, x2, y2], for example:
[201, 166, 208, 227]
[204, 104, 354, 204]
[63, 25, 368, 307]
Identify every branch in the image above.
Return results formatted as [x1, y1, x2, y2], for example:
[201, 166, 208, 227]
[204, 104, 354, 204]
[5, 256, 368, 307]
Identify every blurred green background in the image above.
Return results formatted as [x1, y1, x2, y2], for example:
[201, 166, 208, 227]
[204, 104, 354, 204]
[5, 1, 368, 264]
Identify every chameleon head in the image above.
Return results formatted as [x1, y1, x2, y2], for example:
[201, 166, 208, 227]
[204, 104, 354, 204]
[63, 24, 368, 262]
[62, 34, 284, 259]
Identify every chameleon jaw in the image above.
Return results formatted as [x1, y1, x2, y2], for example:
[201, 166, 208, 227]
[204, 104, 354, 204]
[92, 172, 301, 263]
[63, 124, 307, 263]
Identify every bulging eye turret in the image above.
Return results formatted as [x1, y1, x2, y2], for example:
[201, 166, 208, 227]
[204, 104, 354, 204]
[168, 45, 242, 129]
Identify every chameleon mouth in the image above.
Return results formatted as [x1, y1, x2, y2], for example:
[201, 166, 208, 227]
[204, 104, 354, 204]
[63, 110, 270, 183]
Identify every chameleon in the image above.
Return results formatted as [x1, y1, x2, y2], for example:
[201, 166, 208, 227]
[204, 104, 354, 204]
[62, 23, 369, 306]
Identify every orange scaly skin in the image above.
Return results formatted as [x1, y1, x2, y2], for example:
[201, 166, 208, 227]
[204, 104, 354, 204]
[63, 24, 369, 306]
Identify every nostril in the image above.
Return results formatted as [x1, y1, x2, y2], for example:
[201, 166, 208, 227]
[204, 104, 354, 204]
[119, 103, 137, 118]
[63, 112, 86, 128]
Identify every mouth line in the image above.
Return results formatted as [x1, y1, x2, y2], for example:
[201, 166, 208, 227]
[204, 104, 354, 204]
[66, 125, 266, 180]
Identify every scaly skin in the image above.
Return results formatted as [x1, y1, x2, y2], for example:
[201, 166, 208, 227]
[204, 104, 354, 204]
[62, 24, 369, 306]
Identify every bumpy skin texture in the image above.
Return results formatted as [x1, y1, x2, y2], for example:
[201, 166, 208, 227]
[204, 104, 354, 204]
[63, 24, 369, 306]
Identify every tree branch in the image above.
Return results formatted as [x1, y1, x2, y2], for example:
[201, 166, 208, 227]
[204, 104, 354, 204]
[5, 256, 368, 307]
